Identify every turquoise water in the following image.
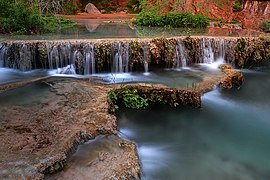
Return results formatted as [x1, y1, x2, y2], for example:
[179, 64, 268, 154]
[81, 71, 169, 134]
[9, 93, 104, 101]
[1, 60, 270, 179]
[118, 66, 270, 180]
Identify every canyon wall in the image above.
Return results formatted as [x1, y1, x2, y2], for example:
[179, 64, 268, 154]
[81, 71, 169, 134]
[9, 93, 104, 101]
[162, 0, 270, 29]
[112, 0, 270, 29]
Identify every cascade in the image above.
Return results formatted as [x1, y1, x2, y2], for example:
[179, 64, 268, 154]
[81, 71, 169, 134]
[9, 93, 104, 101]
[0, 44, 6, 67]
[219, 39, 225, 60]
[174, 40, 187, 69]
[1, 37, 267, 75]
[59, 44, 72, 68]
[112, 42, 129, 73]
[201, 38, 214, 64]
[143, 43, 148, 74]
[84, 45, 95, 75]
[47, 43, 72, 70]
[48, 45, 60, 69]
[19, 44, 34, 71]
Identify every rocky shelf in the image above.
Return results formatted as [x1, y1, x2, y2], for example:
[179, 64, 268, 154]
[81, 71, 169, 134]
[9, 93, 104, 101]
[1, 36, 269, 74]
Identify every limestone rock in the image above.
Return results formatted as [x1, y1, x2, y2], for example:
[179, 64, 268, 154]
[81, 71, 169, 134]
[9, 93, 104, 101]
[85, 3, 101, 14]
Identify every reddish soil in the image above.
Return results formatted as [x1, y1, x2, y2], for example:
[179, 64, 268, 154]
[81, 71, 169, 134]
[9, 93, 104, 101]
[58, 12, 136, 20]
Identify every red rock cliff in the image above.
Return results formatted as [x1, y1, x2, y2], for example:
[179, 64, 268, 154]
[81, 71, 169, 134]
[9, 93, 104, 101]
[150, 0, 270, 29]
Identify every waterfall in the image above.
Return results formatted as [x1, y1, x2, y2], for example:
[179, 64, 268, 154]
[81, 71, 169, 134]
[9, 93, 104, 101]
[48, 44, 74, 70]
[84, 45, 95, 75]
[19, 44, 33, 71]
[174, 40, 187, 69]
[48, 45, 59, 69]
[143, 43, 149, 74]
[112, 42, 129, 73]
[216, 39, 226, 65]
[91, 46, 95, 74]
[72, 50, 78, 65]
[59, 44, 71, 67]
[201, 38, 214, 64]
[0, 44, 6, 68]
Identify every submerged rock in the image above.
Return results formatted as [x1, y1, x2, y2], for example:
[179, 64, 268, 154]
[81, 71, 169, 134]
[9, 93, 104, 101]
[45, 135, 140, 180]
[0, 79, 124, 179]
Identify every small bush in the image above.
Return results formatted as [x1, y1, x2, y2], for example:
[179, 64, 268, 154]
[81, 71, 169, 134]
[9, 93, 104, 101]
[262, 20, 270, 33]
[134, 12, 165, 27]
[233, 0, 243, 12]
[0, 0, 76, 34]
[230, 18, 239, 24]
[134, 12, 209, 28]
[0, 0, 45, 34]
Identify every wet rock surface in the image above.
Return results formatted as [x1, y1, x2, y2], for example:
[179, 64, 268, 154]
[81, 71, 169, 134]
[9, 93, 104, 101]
[0, 78, 140, 179]
[45, 135, 140, 180]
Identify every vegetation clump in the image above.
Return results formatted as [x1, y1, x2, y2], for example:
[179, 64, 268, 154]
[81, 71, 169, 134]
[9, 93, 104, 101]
[232, 0, 243, 12]
[262, 20, 270, 33]
[0, 0, 76, 34]
[234, 37, 270, 68]
[133, 12, 209, 28]
[107, 85, 201, 113]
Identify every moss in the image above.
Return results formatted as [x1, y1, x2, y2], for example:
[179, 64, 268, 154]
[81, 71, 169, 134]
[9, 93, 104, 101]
[107, 85, 201, 113]
[182, 37, 200, 64]
[164, 39, 177, 67]
[129, 41, 147, 71]
[219, 64, 244, 89]
[94, 43, 112, 72]
[234, 37, 270, 68]
[37, 42, 48, 69]
[148, 38, 176, 68]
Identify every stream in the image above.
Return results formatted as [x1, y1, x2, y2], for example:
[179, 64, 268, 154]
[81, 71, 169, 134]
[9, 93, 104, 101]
[117, 65, 270, 180]
[1, 63, 270, 179]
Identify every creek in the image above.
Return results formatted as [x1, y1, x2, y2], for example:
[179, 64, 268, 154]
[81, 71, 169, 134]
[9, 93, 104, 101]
[118, 65, 270, 180]
[0, 22, 269, 179]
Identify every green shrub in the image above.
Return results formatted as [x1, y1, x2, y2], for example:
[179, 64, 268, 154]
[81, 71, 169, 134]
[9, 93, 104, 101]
[262, 20, 270, 33]
[134, 12, 209, 28]
[134, 12, 165, 27]
[122, 89, 148, 109]
[230, 18, 239, 24]
[233, 0, 243, 12]
[107, 88, 148, 111]
[0, 0, 44, 34]
[0, 0, 75, 34]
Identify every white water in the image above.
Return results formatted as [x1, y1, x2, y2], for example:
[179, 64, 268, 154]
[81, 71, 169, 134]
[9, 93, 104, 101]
[200, 39, 226, 69]
[84, 45, 95, 75]
[201, 38, 214, 64]
[174, 40, 187, 69]
[143, 44, 149, 74]
[0, 38, 231, 75]
[112, 42, 129, 73]
[0, 44, 6, 68]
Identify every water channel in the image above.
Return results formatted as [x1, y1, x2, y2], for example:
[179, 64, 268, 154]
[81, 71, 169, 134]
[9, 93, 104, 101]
[118, 65, 270, 180]
[0, 20, 269, 179]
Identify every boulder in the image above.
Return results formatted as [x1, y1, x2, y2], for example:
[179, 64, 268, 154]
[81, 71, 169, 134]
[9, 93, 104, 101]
[85, 3, 101, 14]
